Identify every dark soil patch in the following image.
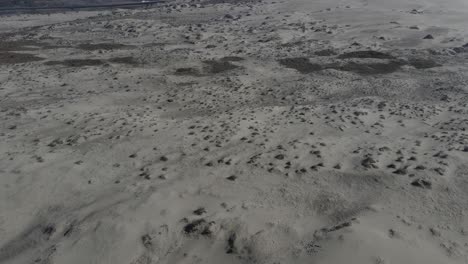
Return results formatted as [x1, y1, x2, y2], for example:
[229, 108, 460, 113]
[220, 56, 244, 62]
[183, 219, 213, 236]
[0, 39, 67, 52]
[280, 40, 305, 48]
[323, 220, 353, 233]
[274, 154, 285, 160]
[175, 67, 199, 76]
[337, 61, 403, 75]
[0, 40, 52, 52]
[203, 60, 239, 74]
[193, 207, 206, 216]
[226, 233, 237, 254]
[453, 47, 467, 53]
[0, 52, 44, 65]
[77, 43, 134, 51]
[278, 51, 441, 75]
[338, 50, 396, 60]
[226, 175, 237, 181]
[278, 57, 322, 73]
[408, 58, 440, 69]
[44, 59, 104, 67]
[411, 179, 432, 189]
[0, 40, 39, 51]
[202, 0, 260, 4]
[315, 49, 337, 56]
[278, 56, 405, 75]
[423, 34, 434, 40]
[184, 219, 206, 234]
[108, 56, 139, 65]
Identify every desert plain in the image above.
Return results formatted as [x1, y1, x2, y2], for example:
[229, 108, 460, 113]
[1, 0, 468, 263]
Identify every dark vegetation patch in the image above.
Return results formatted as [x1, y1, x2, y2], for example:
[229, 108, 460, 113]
[62, 224, 74, 237]
[108, 56, 139, 65]
[0, 52, 44, 65]
[203, 60, 240, 74]
[0, 221, 58, 263]
[226, 233, 237, 254]
[321, 220, 354, 233]
[280, 40, 305, 48]
[183, 219, 206, 234]
[202, 0, 260, 5]
[44, 59, 104, 67]
[193, 207, 206, 216]
[77, 43, 134, 51]
[183, 219, 213, 236]
[315, 49, 337, 56]
[338, 61, 403, 75]
[453, 47, 467, 53]
[278, 56, 402, 75]
[278, 53, 439, 75]
[337, 50, 396, 60]
[411, 179, 432, 189]
[226, 175, 237, 181]
[175, 67, 199, 76]
[220, 56, 244, 62]
[278, 57, 322, 73]
[423, 34, 434, 40]
[0, 39, 67, 52]
[141, 234, 152, 249]
[0, 40, 41, 51]
[408, 58, 440, 69]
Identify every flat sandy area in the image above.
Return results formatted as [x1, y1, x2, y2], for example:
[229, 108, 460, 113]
[1, 0, 468, 263]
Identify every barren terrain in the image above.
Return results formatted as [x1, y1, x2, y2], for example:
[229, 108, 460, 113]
[1, 0, 468, 263]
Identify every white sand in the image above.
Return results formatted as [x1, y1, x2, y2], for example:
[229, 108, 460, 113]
[1, 0, 468, 263]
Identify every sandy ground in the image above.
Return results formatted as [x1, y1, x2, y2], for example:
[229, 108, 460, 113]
[1, 0, 468, 263]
